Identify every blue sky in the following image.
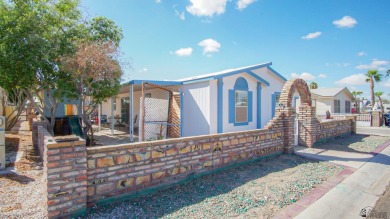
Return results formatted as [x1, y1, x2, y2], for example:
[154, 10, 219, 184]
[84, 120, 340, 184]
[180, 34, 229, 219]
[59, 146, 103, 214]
[81, 0, 390, 99]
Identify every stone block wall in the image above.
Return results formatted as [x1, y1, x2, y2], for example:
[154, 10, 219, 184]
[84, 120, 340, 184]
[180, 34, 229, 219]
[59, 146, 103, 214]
[33, 119, 48, 156]
[316, 119, 353, 143]
[38, 126, 87, 218]
[372, 111, 383, 127]
[86, 128, 284, 205]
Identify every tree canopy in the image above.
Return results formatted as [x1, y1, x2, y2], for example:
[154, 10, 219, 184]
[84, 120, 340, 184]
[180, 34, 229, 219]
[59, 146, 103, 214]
[0, 0, 124, 135]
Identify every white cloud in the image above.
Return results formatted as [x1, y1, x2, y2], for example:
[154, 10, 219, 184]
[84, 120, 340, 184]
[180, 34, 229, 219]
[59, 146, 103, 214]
[357, 51, 367, 56]
[155, 0, 161, 3]
[237, 0, 256, 10]
[186, 0, 227, 17]
[139, 68, 148, 73]
[356, 59, 389, 71]
[290, 72, 316, 81]
[333, 16, 357, 28]
[335, 74, 367, 86]
[318, 74, 327, 78]
[302, 31, 322, 40]
[381, 79, 390, 88]
[198, 38, 221, 55]
[174, 47, 193, 56]
[175, 10, 185, 20]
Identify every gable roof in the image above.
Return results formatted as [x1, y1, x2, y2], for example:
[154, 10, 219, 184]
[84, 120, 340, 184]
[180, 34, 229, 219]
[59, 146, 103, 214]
[177, 62, 287, 85]
[127, 62, 287, 87]
[310, 87, 353, 99]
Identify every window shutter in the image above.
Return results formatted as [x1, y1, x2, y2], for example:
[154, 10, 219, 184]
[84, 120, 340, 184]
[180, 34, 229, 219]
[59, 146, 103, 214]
[248, 91, 253, 122]
[229, 89, 235, 123]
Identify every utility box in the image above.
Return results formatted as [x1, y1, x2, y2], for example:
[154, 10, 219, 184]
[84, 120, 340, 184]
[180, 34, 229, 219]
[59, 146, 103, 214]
[0, 116, 5, 170]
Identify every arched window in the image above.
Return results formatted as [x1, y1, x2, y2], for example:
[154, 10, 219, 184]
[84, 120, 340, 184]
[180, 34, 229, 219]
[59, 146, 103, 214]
[229, 77, 252, 126]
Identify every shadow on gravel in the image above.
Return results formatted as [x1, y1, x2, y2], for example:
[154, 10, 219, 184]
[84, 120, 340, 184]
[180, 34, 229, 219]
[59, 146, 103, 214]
[315, 134, 389, 154]
[87, 154, 338, 218]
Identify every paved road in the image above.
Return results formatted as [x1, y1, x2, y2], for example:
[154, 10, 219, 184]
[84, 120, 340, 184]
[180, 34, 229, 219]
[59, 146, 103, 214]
[295, 145, 390, 219]
[357, 126, 390, 136]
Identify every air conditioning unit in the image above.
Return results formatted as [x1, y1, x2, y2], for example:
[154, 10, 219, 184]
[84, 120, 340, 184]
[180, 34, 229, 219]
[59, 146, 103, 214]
[0, 116, 5, 170]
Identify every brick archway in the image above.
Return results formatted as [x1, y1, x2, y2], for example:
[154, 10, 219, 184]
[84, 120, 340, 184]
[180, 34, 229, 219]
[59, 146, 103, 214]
[275, 78, 317, 151]
[279, 78, 312, 108]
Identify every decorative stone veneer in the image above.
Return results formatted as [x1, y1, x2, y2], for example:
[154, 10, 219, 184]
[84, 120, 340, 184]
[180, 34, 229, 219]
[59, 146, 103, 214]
[86, 125, 285, 205]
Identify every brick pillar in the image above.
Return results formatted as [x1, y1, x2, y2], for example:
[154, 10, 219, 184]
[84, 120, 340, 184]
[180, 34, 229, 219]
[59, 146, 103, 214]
[345, 115, 357, 134]
[371, 111, 382, 127]
[39, 127, 87, 218]
[298, 106, 317, 148]
[276, 107, 295, 154]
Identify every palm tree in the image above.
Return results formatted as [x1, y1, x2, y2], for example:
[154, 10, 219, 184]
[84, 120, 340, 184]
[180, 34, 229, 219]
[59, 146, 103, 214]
[351, 91, 363, 113]
[309, 82, 318, 89]
[375, 91, 384, 113]
[365, 70, 383, 107]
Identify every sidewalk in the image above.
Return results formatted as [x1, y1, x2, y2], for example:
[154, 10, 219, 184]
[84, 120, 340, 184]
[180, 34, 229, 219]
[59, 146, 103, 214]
[357, 126, 390, 137]
[294, 144, 390, 218]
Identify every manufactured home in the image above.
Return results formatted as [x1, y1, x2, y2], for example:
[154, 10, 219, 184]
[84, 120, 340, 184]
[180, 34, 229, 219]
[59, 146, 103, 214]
[101, 62, 287, 141]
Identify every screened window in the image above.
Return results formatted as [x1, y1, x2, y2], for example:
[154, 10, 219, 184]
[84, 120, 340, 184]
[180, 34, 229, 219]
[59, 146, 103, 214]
[235, 90, 248, 123]
[345, 100, 351, 113]
[334, 99, 340, 113]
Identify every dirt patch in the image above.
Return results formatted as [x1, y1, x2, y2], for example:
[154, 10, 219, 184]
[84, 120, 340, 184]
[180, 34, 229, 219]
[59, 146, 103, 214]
[0, 131, 45, 218]
[88, 155, 344, 219]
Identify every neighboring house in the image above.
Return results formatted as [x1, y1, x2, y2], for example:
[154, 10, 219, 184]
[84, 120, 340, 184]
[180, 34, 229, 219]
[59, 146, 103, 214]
[101, 62, 287, 140]
[43, 90, 79, 118]
[307, 87, 353, 115]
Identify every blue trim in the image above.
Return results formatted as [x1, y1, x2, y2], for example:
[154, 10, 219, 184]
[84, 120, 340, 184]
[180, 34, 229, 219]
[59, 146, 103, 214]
[247, 71, 270, 86]
[181, 77, 215, 85]
[267, 66, 287, 82]
[217, 79, 223, 133]
[234, 77, 249, 90]
[272, 92, 281, 117]
[128, 80, 182, 85]
[183, 62, 273, 85]
[248, 91, 253, 122]
[180, 90, 183, 137]
[257, 83, 262, 129]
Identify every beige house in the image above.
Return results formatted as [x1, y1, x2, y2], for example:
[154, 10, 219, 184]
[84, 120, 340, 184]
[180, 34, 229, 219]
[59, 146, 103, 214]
[310, 87, 353, 115]
[294, 87, 354, 115]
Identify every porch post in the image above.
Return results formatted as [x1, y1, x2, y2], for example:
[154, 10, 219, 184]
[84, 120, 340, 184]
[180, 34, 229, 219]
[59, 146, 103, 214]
[129, 84, 134, 142]
[111, 97, 114, 135]
[98, 104, 101, 132]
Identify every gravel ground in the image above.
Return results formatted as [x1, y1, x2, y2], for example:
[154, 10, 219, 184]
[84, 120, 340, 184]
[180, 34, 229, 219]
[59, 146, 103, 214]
[88, 155, 344, 219]
[315, 134, 390, 153]
[0, 132, 45, 219]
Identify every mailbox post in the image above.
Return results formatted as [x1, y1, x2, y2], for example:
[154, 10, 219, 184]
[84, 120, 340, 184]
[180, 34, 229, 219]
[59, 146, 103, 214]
[0, 116, 5, 170]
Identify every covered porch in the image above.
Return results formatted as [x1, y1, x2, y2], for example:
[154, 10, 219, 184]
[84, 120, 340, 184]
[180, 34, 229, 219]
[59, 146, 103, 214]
[94, 80, 182, 145]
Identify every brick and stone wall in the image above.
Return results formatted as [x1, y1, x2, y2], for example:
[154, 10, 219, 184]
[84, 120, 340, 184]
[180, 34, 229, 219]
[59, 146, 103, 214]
[37, 112, 287, 218]
[316, 119, 353, 143]
[86, 127, 284, 205]
[372, 111, 383, 127]
[33, 119, 48, 157]
[38, 126, 87, 218]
